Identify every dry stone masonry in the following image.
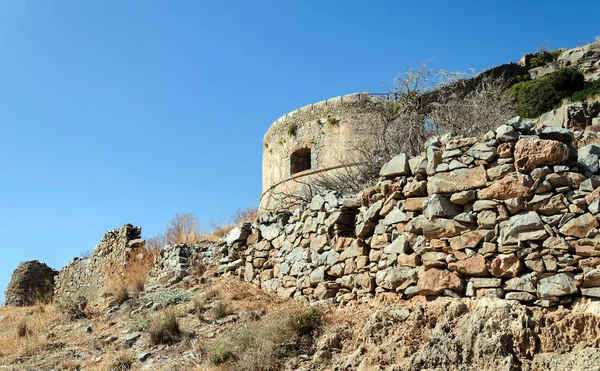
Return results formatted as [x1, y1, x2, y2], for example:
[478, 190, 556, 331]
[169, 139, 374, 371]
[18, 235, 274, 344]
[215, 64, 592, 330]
[53, 224, 145, 300]
[217, 116, 600, 307]
[4, 261, 58, 306]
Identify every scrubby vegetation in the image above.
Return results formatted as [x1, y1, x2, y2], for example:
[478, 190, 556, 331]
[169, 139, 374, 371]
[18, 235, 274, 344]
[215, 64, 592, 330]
[571, 79, 600, 102]
[504, 68, 585, 118]
[288, 122, 298, 136]
[148, 309, 182, 345]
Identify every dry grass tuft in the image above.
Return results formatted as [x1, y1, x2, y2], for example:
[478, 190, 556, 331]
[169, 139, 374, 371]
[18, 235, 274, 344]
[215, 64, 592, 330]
[165, 212, 203, 245]
[210, 207, 258, 239]
[212, 301, 230, 320]
[104, 240, 158, 306]
[148, 309, 182, 345]
[107, 350, 134, 371]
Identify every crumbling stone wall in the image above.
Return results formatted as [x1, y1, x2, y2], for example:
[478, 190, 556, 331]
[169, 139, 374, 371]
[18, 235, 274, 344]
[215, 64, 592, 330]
[220, 117, 600, 307]
[54, 224, 144, 300]
[148, 242, 220, 286]
[4, 261, 58, 306]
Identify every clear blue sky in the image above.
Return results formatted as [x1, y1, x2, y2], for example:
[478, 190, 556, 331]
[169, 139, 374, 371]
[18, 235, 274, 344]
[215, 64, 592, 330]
[1, 0, 598, 299]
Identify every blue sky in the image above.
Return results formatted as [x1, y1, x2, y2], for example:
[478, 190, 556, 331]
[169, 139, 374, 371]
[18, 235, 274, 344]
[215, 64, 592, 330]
[0, 0, 598, 299]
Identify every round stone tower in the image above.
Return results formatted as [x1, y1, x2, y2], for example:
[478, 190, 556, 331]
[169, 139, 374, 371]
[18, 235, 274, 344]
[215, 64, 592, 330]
[260, 92, 388, 210]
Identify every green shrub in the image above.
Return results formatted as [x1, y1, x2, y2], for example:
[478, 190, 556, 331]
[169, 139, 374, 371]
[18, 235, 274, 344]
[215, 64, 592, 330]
[287, 122, 298, 136]
[128, 313, 151, 332]
[504, 68, 585, 118]
[514, 74, 531, 83]
[550, 49, 563, 59]
[326, 117, 338, 126]
[142, 289, 191, 307]
[209, 348, 234, 365]
[286, 307, 323, 337]
[570, 79, 600, 102]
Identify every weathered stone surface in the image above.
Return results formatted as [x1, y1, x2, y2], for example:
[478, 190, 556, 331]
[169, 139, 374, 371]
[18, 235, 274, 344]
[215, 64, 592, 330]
[505, 292, 537, 301]
[578, 144, 600, 174]
[583, 269, 600, 288]
[537, 273, 578, 298]
[427, 166, 487, 194]
[466, 143, 497, 162]
[384, 235, 410, 255]
[450, 190, 477, 205]
[422, 218, 472, 239]
[380, 153, 410, 177]
[408, 155, 427, 175]
[559, 213, 598, 238]
[513, 138, 568, 171]
[448, 255, 488, 277]
[448, 230, 486, 250]
[260, 224, 280, 241]
[557, 41, 600, 81]
[490, 254, 522, 278]
[423, 194, 462, 220]
[470, 278, 501, 288]
[403, 180, 428, 197]
[5, 261, 58, 306]
[445, 137, 478, 150]
[417, 268, 463, 295]
[498, 212, 547, 245]
[503, 273, 537, 293]
[404, 197, 426, 211]
[479, 172, 532, 200]
[377, 267, 417, 290]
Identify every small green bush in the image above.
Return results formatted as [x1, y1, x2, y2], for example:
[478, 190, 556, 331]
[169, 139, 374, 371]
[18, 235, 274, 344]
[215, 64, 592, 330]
[286, 307, 323, 337]
[128, 313, 151, 332]
[550, 49, 563, 59]
[326, 117, 339, 126]
[504, 68, 585, 118]
[570, 79, 600, 102]
[209, 348, 234, 365]
[514, 74, 531, 83]
[287, 122, 298, 136]
[142, 289, 191, 307]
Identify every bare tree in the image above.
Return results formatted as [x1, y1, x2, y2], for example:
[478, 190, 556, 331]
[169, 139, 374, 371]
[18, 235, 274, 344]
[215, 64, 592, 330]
[269, 62, 515, 208]
[311, 62, 515, 196]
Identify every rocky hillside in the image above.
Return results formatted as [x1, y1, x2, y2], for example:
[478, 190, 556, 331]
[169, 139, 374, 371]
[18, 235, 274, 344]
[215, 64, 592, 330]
[3, 40, 600, 371]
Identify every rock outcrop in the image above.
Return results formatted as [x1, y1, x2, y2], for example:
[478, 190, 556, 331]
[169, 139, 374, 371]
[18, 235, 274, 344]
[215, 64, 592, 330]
[5, 260, 58, 306]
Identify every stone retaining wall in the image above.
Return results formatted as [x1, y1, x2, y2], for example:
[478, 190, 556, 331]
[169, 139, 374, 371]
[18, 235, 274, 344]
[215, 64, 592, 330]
[53, 224, 144, 300]
[219, 117, 600, 307]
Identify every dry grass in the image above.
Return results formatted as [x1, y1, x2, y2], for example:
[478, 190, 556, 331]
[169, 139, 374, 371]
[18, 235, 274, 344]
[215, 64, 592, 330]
[104, 241, 158, 306]
[210, 207, 258, 239]
[165, 212, 203, 245]
[0, 302, 61, 360]
[201, 306, 323, 370]
[148, 309, 182, 345]
[562, 93, 600, 105]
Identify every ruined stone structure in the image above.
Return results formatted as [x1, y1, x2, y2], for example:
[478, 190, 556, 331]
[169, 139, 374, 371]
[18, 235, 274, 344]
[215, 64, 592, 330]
[260, 93, 387, 211]
[53, 224, 145, 300]
[4, 261, 58, 306]
[217, 117, 600, 307]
